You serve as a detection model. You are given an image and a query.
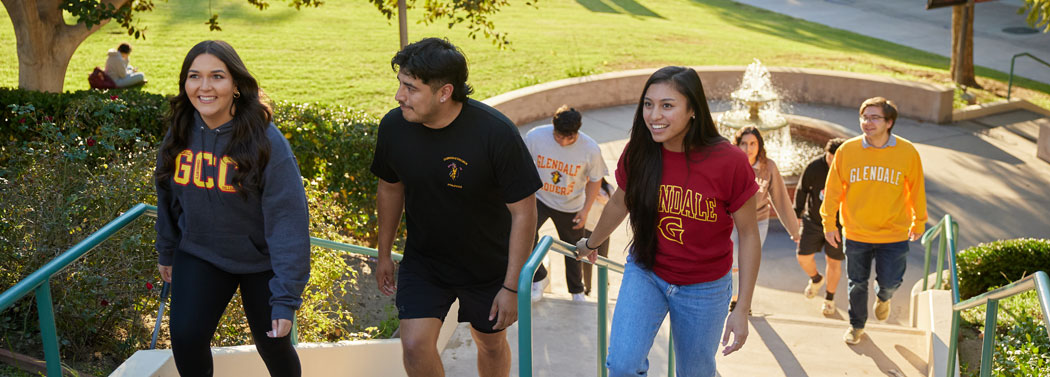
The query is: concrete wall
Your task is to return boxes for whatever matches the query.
[484,66,955,126]
[111,301,462,377]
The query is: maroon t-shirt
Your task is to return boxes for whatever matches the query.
[616,142,758,285]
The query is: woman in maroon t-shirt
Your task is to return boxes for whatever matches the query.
[577,66,762,377]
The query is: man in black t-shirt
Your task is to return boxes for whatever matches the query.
[793,138,846,316]
[370,37,541,377]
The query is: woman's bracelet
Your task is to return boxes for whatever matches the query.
[501,284,517,294]
[585,239,598,250]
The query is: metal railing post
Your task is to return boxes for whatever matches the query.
[667,336,675,375]
[517,236,552,377]
[35,281,62,377]
[1007,52,1050,100]
[947,310,960,377]
[597,266,609,377]
[936,228,947,289]
[922,238,933,290]
[1009,56,1018,100]
[291,317,298,346]
[979,299,999,377]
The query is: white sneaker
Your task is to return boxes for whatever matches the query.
[572,293,586,302]
[822,300,836,316]
[844,327,865,345]
[531,281,544,302]
[804,277,825,299]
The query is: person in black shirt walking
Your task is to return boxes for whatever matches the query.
[370,37,542,377]
[793,138,846,316]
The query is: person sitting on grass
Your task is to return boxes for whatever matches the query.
[105,42,147,88]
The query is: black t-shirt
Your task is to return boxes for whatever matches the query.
[370,99,542,287]
[794,156,838,228]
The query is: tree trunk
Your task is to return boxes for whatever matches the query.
[950,2,980,88]
[1,0,125,93]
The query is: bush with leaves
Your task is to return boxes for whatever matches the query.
[0,92,393,374]
[955,238,1050,300]
[991,315,1050,376]
[0,88,167,147]
[960,291,1049,377]
[956,238,1050,377]
[0,97,159,374]
[274,101,386,246]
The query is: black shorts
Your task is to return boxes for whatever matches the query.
[796,222,845,260]
[395,261,504,334]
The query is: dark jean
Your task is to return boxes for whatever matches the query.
[844,239,909,329]
[531,200,586,294]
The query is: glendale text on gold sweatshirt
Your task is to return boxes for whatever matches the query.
[820,135,927,243]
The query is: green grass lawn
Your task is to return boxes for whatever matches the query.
[2,0,1049,115]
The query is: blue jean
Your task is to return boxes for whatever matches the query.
[606,260,731,377]
[844,239,909,329]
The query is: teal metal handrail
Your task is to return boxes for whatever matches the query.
[0,203,156,377]
[919,214,959,296]
[518,236,680,377]
[919,214,1050,377]
[0,203,405,376]
[948,271,1050,377]
[1007,52,1050,100]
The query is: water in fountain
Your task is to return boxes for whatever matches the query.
[717,59,822,176]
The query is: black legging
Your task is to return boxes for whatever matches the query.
[532,200,586,294]
[169,251,301,377]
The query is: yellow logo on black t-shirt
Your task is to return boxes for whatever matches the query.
[444,156,468,189]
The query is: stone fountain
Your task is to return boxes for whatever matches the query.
[717,59,822,176]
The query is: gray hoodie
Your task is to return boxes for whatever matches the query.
[155,112,310,321]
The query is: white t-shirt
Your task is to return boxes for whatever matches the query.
[525,125,608,213]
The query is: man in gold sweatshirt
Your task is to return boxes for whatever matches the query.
[820,97,927,345]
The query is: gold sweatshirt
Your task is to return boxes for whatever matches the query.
[820,135,927,243]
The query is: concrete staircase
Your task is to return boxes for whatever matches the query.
[441,296,931,377]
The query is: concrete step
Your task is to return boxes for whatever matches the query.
[440,297,929,377]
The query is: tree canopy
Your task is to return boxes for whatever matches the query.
[1021,0,1050,32]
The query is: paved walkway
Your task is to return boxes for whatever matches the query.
[440,101,1050,375]
[732,0,1050,85]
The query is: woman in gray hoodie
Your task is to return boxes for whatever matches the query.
[154,40,309,377]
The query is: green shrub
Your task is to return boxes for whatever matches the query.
[956,239,1050,377]
[0,103,159,374]
[0,88,168,147]
[0,91,394,374]
[991,316,1050,376]
[955,238,1050,299]
[961,291,1050,377]
[274,101,385,246]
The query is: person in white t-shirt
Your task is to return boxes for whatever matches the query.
[526,105,608,302]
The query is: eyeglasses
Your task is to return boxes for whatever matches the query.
[859,115,885,122]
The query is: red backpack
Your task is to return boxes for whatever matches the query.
[88,67,116,89]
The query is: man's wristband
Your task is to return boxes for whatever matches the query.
[501,284,517,294]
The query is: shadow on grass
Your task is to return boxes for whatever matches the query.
[575,0,662,18]
[163,0,301,27]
